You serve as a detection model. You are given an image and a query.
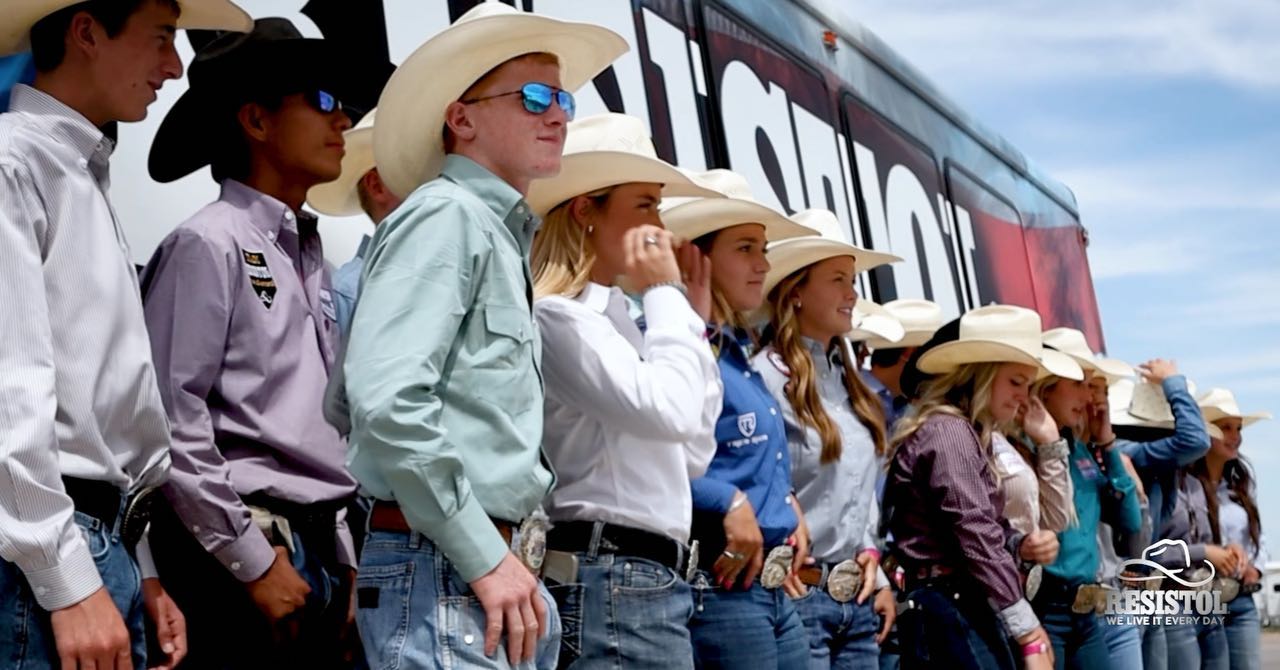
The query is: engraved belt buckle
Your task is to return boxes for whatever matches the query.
[826,560,862,603]
[761,545,794,589]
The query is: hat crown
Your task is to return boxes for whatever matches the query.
[956,305,1043,352]
[687,170,756,201]
[787,209,843,241]
[457,1,524,24]
[1198,388,1243,417]
[882,299,945,333]
[1042,327,1093,359]
[194,17,304,65]
[563,113,658,159]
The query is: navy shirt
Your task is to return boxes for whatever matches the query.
[690,327,797,547]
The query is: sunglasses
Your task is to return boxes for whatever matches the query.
[461,82,576,120]
[304,89,342,115]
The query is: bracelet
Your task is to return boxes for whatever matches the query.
[727,491,748,514]
[644,280,687,296]
[858,548,882,564]
[1094,437,1116,450]
[1022,641,1049,657]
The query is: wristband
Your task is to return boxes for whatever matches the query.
[644,280,687,296]
[727,491,748,514]
[1022,641,1048,657]
[858,548,881,564]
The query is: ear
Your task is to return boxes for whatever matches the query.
[569,194,596,230]
[66,11,101,60]
[361,169,387,198]
[444,101,478,143]
[237,102,271,144]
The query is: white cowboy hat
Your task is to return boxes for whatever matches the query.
[3,0,251,56]
[854,299,945,350]
[1110,378,1224,440]
[1042,328,1134,383]
[373,2,628,198]
[845,298,905,345]
[760,209,902,300]
[915,305,1083,380]
[307,109,378,217]
[660,170,816,242]
[1197,388,1272,427]
[523,113,721,216]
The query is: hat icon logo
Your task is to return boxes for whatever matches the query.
[1118,539,1216,588]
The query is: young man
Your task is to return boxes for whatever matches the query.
[855,299,944,427]
[0,1,248,669]
[140,18,384,669]
[338,4,626,668]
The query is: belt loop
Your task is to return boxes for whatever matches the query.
[112,495,128,540]
[820,563,831,590]
[410,529,425,551]
[588,521,604,560]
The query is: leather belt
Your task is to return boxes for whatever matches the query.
[369,501,544,571]
[242,492,347,533]
[369,501,517,544]
[547,520,697,581]
[798,560,865,603]
[62,476,155,549]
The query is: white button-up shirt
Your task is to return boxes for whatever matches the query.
[0,85,171,610]
[535,283,721,543]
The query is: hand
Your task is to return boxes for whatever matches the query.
[1019,530,1060,565]
[781,557,810,599]
[1244,564,1262,586]
[50,586,134,670]
[1137,359,1178,384]
[1021,396,1059,446]
[1119,453,1147,503]
[677,240,712,323]
[872,587,896,645]
[245,546,311,640]
[714,492,764,589]
[141,578,186,670]
[1015,626,1055,669]
[624,225,680,292]
[855,551,879,605]
[1227,544,1248,579]
[1206,545,1241,577]
[788,499,811,585]
[1088,396,1115,446]
[470,552,548,665]
[340,568,359,665]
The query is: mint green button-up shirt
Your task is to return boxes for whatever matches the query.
[344,155,554,581]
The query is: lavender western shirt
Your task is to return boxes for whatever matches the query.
[141,180,357,582]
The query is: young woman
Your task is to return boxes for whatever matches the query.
[661,170,815,669]
[751,209,901,668]
[884,305,1068,670]
[527,113,722,669]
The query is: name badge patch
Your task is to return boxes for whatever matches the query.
[242,249,277,308]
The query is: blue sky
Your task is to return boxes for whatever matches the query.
[851,0,1280,548]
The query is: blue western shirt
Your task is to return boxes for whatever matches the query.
[1119,375,1210,536]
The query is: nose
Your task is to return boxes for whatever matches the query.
[162,41,183,80]
[333,111,353,132]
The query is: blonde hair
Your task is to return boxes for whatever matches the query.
[766,269,887,463]
[888,362,1004,463]
[531,187,613,299]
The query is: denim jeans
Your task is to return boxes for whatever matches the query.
[1141,619,1167,670]
[547,551,693,669]
[1223,594,1260,670]
[791,585,880,669]
[0,510,146,669]
[1101,617,1142,670]
[688,572,808,669]
[1165,618,1226,670]
[357,530,560,670]
[895,581,1016,670]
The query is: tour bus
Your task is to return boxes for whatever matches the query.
[1,0,1105,348]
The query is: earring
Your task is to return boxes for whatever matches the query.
[794,301,802,310]
[586,225,595,235]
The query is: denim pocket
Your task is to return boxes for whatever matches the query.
[355,561,415,670]
[74,512,111,562]
[617,558,679,596]
[547,582,585,668]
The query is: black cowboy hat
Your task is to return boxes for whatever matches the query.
[148,17,392,183]
[898,315,962,400]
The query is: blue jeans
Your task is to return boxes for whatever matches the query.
[1140,620,1166,670]
[895,581,1015,670]
[357,530,560,670]
[1035,601,1111,670]
[0,510,146,669]
[792,586,880,669]
[547,552,693,669]
[1165,618,1226,670]
[1101,618,1142,670]
[1223,595,1260,670]
[689,572,808,669]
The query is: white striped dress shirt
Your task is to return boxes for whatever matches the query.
[0,85,171,611]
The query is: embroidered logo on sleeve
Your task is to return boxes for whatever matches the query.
[242,250,277,309]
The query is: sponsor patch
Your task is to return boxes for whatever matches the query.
[738,412,757,437]
[242,249,277,309]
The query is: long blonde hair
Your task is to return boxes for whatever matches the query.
[531,187,613,299]
[766,269,887,463]
[888,362,1004,463]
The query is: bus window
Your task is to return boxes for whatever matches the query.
[944,162,1036,312]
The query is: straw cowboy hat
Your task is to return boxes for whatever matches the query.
[845,298,905,345]
[660,170,816,242]
[1042,328,1134,383]
[853,299,945,350]
[307,108,378,217]
[1110,378,1224,440]
[1197,388,1272,427]
[2,0,251,56]
[373,2,628,198]
[523,113,721,216]
[914,305,1083,380]
[760,209,902,300]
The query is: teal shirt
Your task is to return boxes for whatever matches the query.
[344,155,554,581]
[1046,438,1142,584]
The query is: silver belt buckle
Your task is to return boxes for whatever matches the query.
[1025,565,1044,601]
[826,560,862,603]
[1218,577,1241,603]
[685,540,700,582]
[761,545,794,589]
[517,516,548,572]
[1071,584,1097,614]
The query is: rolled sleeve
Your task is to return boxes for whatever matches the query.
[1035,438,1075,534]
[692,477,739,514]
[997,598,1040,639]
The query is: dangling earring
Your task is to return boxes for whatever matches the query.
[586,225,594,235]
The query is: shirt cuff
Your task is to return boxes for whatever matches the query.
[135,528,159,580]
[213,525,278,583]
[691,477,739,513]
[428,494,511,583]
[875,566,890,590]
[20,535,105,611]
[996,598,1040,639]
[1162,375,1189,396]
[642,285,702,337]
[1036,438,1070,463]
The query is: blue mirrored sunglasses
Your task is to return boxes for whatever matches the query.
[305,89,342,114]
[462,82,576,121]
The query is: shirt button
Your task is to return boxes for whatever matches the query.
[785,495,792,505]
[191,525,201,533]
[776,452,783,461]
[464,634,476,645]
[35,586,48,596]
[770,408,777,416]
[77,158,88,170]
[230,561,242,571]
[268,232,276,241]
[742,370,751,378]
[284,211,295,221]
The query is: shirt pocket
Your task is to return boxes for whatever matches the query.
[464,304,538,416]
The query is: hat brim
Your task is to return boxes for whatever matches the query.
[525,151,721,217]
[847,314,905,345]
[917,339,1082,380]
[2,0,251,56]
[761,237,902,299]
[862,329,935,350]
[1202,408,1273,427]
[374,14,628,198]
[661,198,815,243]
[307,126,374,216]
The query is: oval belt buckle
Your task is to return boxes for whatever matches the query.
[826,560,861,603]
[1218,577,1240,603]
[761,545,794,589]
[1025,565,1044,602]
[686,540,700,582]
[518,516,548,572]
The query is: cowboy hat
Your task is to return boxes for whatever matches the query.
[148,17,392,183]
[914,305,1083,380]
[660,170,816,242]
[1042,328,1134,383]
[760,209,902,300]
[523,113,721,216]
[2,0,251,56]
[307,108,378,217]
[845,298,905,345]
[1197,388,1272,427]
[854,299,945,350]
[1110,378,1224,440]
[373,2,628,198]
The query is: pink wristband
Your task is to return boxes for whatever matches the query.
[1022,641,1048,657]
[859,548,881,563]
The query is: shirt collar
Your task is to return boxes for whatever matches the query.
[577,282,616,314]
[219,179,315,238]
[440,154,538,242]
[862,369,890,397]
[356,234,372,259]
[9,84,114,166]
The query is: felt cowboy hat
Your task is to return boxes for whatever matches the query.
[148,17,393,183]
[523,113,721,217]
[913,305,1083,380]
[307,108,378,217]
[852,299,945,350]
[1196,388,1272,427]
[2,0,251,56]
[1109,378,1224,440]
[845,298,905,346]
[1042,327,1134,383]
[373,2,628,198]
[760,209,902,300]
[659,170,816,242]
